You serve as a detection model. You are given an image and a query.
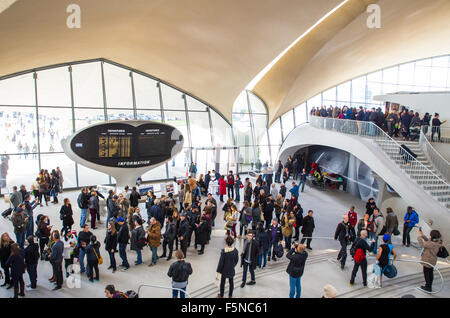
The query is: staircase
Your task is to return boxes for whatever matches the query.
[374,139,450,209]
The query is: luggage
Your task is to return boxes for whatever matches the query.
[383,264,398,279]
[275,243,284,258]
[2,207,13,218]
[121,290,139,298]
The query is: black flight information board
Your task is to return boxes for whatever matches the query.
[70,122,183,168]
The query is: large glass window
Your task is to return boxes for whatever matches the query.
[161,83,185,110]
[0,73,35,106]
[72,62,103,108]
[295,103,307,126]
[133,73,160,109]
[37,67,71,107]
[38,107,73,153]
[188,111,212,147]
[103,63,133,108]
[281,111,294,139]
[0,107,38,155]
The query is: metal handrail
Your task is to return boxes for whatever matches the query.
[137,283,192,298]
[419,129,450,183]
[310,116,450,199]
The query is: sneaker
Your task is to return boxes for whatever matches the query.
[240,283,245,288]
[306,247,312,250]
[112,269,117,273]
[107,266,112,270]
[349,281,354,286]
[88,279,94,283]
[52,286,62,290]
[148,263,153,267]
[95,278,100,281]
[420,286,432,292]
[247,281,256,286]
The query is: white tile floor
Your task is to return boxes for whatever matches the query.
[0,177,448,298]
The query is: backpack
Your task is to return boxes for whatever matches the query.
[437,246,449,259]
[353,248,365,264]
[119,290,139,298]
[275,243,284,258]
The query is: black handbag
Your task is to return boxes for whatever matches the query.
[437,246,449,259]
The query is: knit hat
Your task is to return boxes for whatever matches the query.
[117,217,125,222]
[383,234,391,241]
[323,285,338,298]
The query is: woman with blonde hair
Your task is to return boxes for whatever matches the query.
[184,184,192,207]
[172,209,180,250]
[0,233,14,288]
[127,207,135,231]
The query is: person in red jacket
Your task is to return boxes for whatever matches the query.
[226,171,235,200]
[219,176,227,203]
[348,206,358,229]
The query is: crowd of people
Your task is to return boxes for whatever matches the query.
[0,164,446,298]
[310,105,447,142]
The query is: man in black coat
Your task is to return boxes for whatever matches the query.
[178,213,190,258]
[204,172,211,194]
[267,218,282,261]
[334,215,356,270]
[300,210,315,250]
[286,242,308,298]
[161,216,176,260]
[216,236,239,298]
[129,187,141,208]
[350,230,376,286]
[24,236,39,289]
[293,203,303,240]
[240,231,259,288]
[116,217,130,270]
[263,198,274,230]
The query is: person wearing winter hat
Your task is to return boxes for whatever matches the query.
[374,234,397,288]
[322,284,338,298]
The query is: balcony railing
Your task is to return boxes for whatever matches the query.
[309,116,450,205]
[419,129,450,183]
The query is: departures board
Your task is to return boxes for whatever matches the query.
[69,121,183,168]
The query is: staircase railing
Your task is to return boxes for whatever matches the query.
[309,116,450,202]
[419,129,450,183]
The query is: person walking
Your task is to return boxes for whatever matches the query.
[49,231,64,290]
[240,231,259,288]
[216,236,239,298]
[167,250,193,298]
[85,235,101,283]
[24,236,39,290]
[116,217,130,270]
[59,198,74,237]
[300,210,315,250]
[403,207,419,247]
[146,217,162,266]
[286,243,308,298]
[104,221,118,273]
[349,230,375,287]
[385,207,399,237]
[334,215,355,270]
[417,229,443,292]
[374,234,397,288]
[5,243,25,298]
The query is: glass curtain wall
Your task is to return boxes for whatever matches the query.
[0,59,231,193]
[232,90,271,173]
[269,54,450,160]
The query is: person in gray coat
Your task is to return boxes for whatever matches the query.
[9,186,22,209]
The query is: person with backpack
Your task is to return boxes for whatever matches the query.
[116,217,130,270]
[216,236,239,298]
[374,234,397,288]
[167,250,193,298]
[286,242,308,298]
[334,215,356,270]
[349,230,376,286]
[417,229,443,292]
[85,235,101,283]
[129,187,141,209]
[77,188,89,228]
[130,218,146,265]
[267,218,282,262]
[240,231,259,288]
[11,207,29,249]
[403,207,419,247]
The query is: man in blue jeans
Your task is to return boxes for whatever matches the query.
[370,209,385,254]
[299,169,307,192]
[403,206,419,247]
[267,219,282,261]
[240,232,259,288]
[77,224,93,276]
[117,218,130,269]
[77,188,89,227]
[286,243,308,298]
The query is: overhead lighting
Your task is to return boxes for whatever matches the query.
[246,0,350,90]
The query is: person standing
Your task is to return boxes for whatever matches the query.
[300,210,315,250]
[281,211,296,250]
[167,250,193,298]
[178,213,189,258]
[286,243,308,298]
[104,221,118,273]
[417,229,443,292]
[116,217,130,270]
[204,172,211,195]
[196,215,209,255]
[370,209,385,254]
[263,198,275,231]
[85,236,101,283]
[267,218,282,262]
[374,234,397,288]
[161,216,176,261]
[226,171,235,200]
[11,207,28,249]
[88,191,99,229]
[349,230,375,287]
[130,218,146,265]
[59,198,74,237]
[365,198,377,218]
[49,231,64,290]
[347,206,358,230]
[23,194,38,239]
[56,167,64,193]
[146,217,162,266]
[403,207,419,247]
[216,236,239,298]
[129,187,141,209]
[431,113,447,142]
[255,224,270,269]
[24,236,39,290]
[77,188,89,228]
[77,224,93,277]
[275,160,283,183]
[9,186,22,210]
[299,169,307,193]
[219,176,227,203]
[0,233,14,289]
[334,215,355,270]
[234,175,242,203]
[240,231,259,288]
[385,207,399,237]
[5,243,25,297]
